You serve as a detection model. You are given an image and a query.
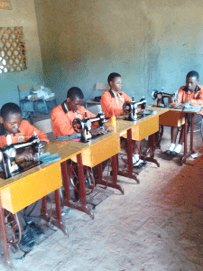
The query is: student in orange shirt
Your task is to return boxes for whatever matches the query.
[166,70,203,155]
[0,103,49,248]
[101,72,146,168]
[52,87,107,139]
[51,87,109,199]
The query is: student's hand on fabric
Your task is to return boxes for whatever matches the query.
[100,126,109,134]
[39,141,47,147]
[91,126,109,136]
[168,96,174,104]
[16,151,34,162]
[183,99,191,105]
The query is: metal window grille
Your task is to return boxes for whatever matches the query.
[0,26,27,73]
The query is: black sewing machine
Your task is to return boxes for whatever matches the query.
[72,111,108,143]
[123,97,149,121]
[0,133,43,179]
[151,90,175,107]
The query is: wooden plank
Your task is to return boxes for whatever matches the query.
[1,162,62,213]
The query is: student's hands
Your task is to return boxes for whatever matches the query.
[91,126,109,136]
[39,141,47,147]
[183,99,191,105]
[16,150,34,162]
[33,141,47,157]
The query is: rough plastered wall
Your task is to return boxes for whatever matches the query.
[34,0,203,103]
[0,0,44,108]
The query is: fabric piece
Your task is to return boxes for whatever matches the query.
[39,152,61,165]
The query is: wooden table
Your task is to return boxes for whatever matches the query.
[112,107,170,182]
[0,141,84,268]
[63,127,123,217]
[150,103,198,164]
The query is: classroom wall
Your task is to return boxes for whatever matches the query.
[0,0,44,108]
[34,0,203,103]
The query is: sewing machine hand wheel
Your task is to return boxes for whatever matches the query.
[69,164,95,196]
[140,98,147,109]
[151,90,158,100]
[123,102,131,113]
[72,119,83,133]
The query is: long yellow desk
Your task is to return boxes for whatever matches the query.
[64,126,124,212]
[0,141,84,267]
[110,107,170,182]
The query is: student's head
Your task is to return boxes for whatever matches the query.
[0,103,22,134]
[107,72,122,92]
[186,71,199,92]
[66,87,84,112]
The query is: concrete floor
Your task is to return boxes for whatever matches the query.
[1,126,203,271]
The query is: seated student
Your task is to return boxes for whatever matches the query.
[0,102,49,248]
[51,87,107,139]
[51,87,108,196]
[166,70,203,155]
[100,72,146,168]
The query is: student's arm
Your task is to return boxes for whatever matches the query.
[51,107,77,137]
[177,88,184,104]
[100,92,123,118]
[85,108,98,128]
[190,90,203,105]
[21,120,49,144]
[123,93,132,103]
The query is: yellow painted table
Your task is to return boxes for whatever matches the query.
[69,131,120,168]
[0,141,83,267]
[116,107,169,140]
[149,103,185,127]
[149,104,198,164]
[66,127,124,196]
[108,108,170,182]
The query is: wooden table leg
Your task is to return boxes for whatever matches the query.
[0,193,13,270]
[181,113,195,164]
[41,192,68,236]
[143,134,160,167]
[63,155,94,219]
[190,113,194,153]
[117,129,139,183]
[50,189,69,236]
[61,161,71,202]
[96,158,124,194]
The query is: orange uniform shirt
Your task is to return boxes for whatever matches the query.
[178,85,203,105]
[51,102,97,137]
[100,90,132,119]
[0,120,49,148]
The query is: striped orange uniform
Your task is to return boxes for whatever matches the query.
[0,119,49,148]
[178,85,203,105]
[100,89,132,119]
[51,101,97,137]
